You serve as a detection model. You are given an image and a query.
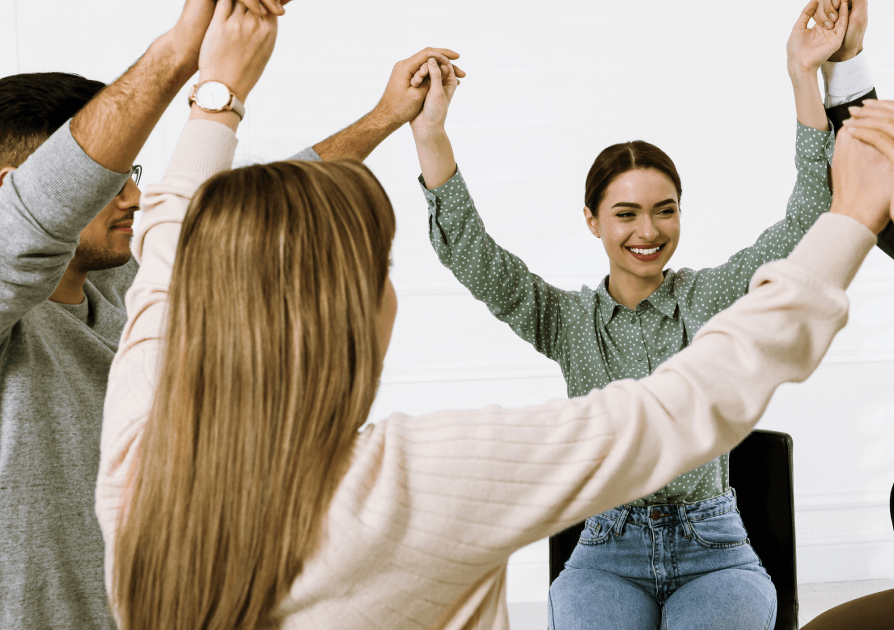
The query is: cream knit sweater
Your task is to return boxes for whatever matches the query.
[96,120,876,630]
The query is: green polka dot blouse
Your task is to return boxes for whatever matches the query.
[419,121,835,507]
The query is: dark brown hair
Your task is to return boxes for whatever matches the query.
[0,72,105,168]
[584,141,682,214]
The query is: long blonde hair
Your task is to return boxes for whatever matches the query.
[113,160,396,630]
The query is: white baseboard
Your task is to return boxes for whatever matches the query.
[797,539,894,584]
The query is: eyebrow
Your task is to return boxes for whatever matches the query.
[612,199,678,209]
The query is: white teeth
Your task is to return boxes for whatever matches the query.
[629,246,661,255]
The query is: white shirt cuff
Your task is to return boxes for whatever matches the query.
[822,52,874,108]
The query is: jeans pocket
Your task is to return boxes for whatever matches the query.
[577,516,613,546]
[688,508,749,550]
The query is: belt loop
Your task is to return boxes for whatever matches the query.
[679,504,693,538]
[613,506,631,537]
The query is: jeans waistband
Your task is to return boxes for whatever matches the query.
[595,488,739,535]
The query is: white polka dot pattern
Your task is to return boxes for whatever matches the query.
[419,122,835,507]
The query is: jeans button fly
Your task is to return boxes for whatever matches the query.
[650,509,661,520]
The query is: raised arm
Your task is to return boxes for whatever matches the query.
[676,3,848,319]
[97,0,278,599]
[292,49,465,162]
[410,60,578,360]
[0,0,221,343]
[787,0,851,132]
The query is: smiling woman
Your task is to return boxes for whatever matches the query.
[405,3,858,627]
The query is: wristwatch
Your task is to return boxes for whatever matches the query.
[188,81,245,119]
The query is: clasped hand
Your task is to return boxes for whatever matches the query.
[197,0,279,104]
[832,102,894,233]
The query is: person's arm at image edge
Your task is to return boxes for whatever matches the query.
[288,48,465,163]
[817,0,894,258]
[0,0,219,344]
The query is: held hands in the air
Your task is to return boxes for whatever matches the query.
[198,0,279,103]
[826,0,867,62]
[373,48,466,131]
[828,102,894,233]
[409,57,461,137]
[166,0,287,76]
[787,0,850,77]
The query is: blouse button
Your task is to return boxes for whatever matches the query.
[630,316,637,324]
[637,354,644,361]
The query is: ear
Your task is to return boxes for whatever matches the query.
[583,206,601,238]
[0,166,16,188]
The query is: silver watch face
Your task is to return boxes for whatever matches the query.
[195,81,231,110]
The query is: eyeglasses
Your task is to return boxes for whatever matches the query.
[117,165,142,196]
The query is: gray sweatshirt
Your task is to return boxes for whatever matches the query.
[0,121,135,630]
[0,120,321,629]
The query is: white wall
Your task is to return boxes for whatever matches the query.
[3,0,894,602]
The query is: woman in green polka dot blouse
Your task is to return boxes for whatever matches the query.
[409,3,859,629]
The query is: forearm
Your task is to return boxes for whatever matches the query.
[414,128,457,190]
[791,69,830,132]
[70,32,195,174]
[311,109,400,162]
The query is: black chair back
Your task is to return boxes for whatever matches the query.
[548,429,798,630]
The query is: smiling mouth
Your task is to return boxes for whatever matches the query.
[626,244,666,256]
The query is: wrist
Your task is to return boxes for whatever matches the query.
[788,63,819,84]
[411,124,449,144]
[157,29,201,82]
[829,197,887,235]
[365,106,403,136]
[828,45,863,63]
[189,102,240,132]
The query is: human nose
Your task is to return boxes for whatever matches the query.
[116,178,141,211]
[635,215,658,241]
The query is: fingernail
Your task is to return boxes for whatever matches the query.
[825,21,832,28]
[829,12,836,19]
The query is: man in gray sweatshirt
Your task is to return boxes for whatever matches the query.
[0,1,460,626]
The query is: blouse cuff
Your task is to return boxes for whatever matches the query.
[796,121,835,164]
[419,167,470,218]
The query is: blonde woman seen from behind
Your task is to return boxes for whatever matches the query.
[96,8,893,630]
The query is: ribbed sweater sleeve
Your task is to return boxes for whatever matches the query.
[334,213,872,555]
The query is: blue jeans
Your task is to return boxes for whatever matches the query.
[548,489,777,630]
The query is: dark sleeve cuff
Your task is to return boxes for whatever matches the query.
[825,88,878,135]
